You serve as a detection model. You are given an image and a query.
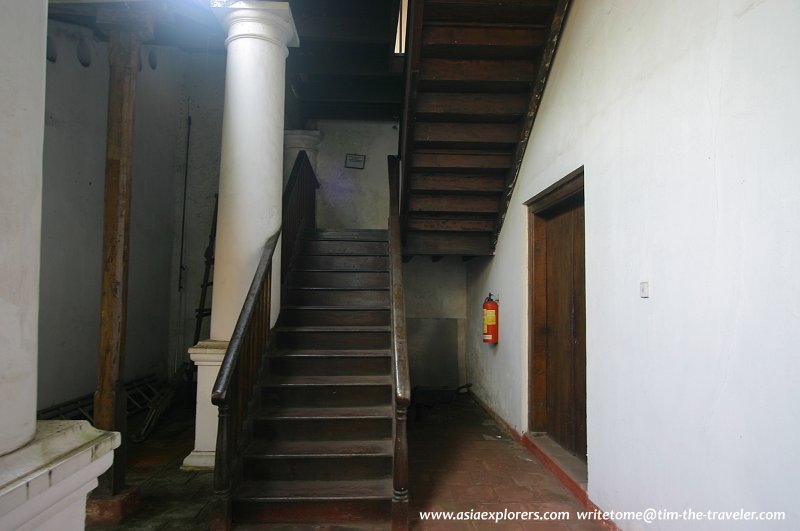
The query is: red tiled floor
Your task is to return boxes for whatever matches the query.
[98,390,603,530]
[409,394,603,530]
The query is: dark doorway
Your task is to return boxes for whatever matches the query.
[526,168,586,460]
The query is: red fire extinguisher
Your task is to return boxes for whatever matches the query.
[483,293,498,344]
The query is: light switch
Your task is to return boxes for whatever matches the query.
[640,281,650,298]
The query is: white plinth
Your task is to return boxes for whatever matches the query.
[0,420,119,531]
[182,340,228,470]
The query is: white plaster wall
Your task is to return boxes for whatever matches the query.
[466,0,800,527]
[0,0,46,455]
[167,51,226,369]
[39,22,188,408]
[126,44,186,380]
[39,21,108,408]
[315,120,398,229]
[404,258,467,320]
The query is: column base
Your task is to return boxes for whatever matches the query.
[0,420,120,531]
[85,486,141,526]
[181,450,216,470]
[183,340,228,471]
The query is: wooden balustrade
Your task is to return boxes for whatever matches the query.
[282,150,320,277]
[211,231,278,529]
[211,151,319,530]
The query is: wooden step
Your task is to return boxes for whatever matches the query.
[264,374,392,387]
[422,25,546,61]
[408,193,500,214]
[283,287,390,307]
[232,480,392,524]
[424,0,556,25]
[311,229,388,241]
[415,92,528,122]
[421,58,535,82]
[246,438,393,458]
[409,173,506,194]
[295,254,389,271]
[236,478,393,501]
[404,230,493,256]
[276,329,391,349]
[413,122,519,150]
[258,404,394,419]
[242,454,391,482]
[280,306,390,326]
[262,375,393,407]
[411,151,512,172]
[289,270,389,289]
[270,350,391,376]
[253,406,393,439]
[406,216,495,232]
[303,240,388,256]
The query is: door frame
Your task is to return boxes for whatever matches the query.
[524,166,584,434]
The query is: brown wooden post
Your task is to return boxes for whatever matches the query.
[392,405,410,531]
[93,10,153,496]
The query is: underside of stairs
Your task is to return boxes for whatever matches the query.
[400,0,570,257]
[231,229,396,526]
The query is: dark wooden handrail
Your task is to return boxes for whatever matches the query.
[211,231,279,407]
[388,156,411,406]
[387,155,411,529]
[282,150,319,278]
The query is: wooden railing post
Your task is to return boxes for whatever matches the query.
[212,403,231,531]
[210,151,319,528]
[392,405,410,530]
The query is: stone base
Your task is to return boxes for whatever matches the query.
[0,421,119,531]
[181,450,216,470]
[184,340,227,472]
[86,486,141,526]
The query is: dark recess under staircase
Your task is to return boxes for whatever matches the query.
[232,229,395,525]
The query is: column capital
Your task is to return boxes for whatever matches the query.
[215,1,299,52]
[284,129,323,152]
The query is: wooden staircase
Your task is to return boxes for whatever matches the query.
[231,229,397,526]
[400,0,570,256]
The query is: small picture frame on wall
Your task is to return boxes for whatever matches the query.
[345,153,366,169]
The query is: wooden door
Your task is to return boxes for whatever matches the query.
[527,169,586,460]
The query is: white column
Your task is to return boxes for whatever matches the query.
[210,1,299,341]
[283,129,322,184]
[0,0,46,457]
[0,5,120,529]
[184,1,298,469]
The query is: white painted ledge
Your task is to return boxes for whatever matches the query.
[0,420,120,531]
